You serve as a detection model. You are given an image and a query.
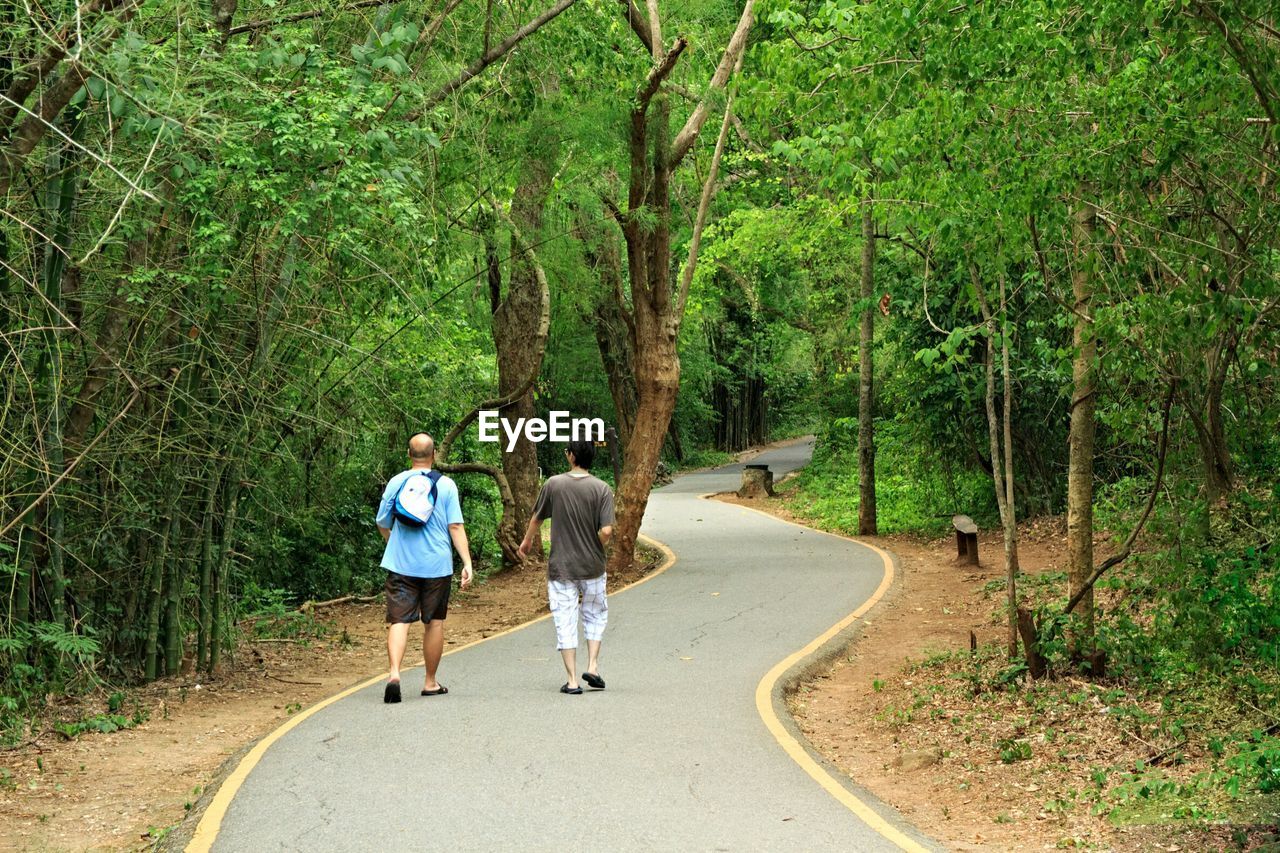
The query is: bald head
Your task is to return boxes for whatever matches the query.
[408,433,435,461]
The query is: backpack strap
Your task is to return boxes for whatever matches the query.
[426,470,442,507]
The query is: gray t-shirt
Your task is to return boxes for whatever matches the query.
[532,472,616,582]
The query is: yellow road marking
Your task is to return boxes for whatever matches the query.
[720,497,930,853]
[186,535,677,853]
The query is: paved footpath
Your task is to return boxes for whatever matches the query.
[199,439,938,852]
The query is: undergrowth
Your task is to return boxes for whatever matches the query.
[789,432,1279,837]
[782,420,997,536]
[901,483,1279,834]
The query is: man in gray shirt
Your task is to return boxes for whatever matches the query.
[518,439,615,694]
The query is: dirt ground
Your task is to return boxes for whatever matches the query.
[715,490,1277,852]
[0,550,661,852]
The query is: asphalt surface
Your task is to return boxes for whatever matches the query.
[208,439,935,852]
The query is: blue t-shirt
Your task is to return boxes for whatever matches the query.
[376,469,464,578]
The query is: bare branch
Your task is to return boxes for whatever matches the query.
[670,0,754,168]
[227,0,388,36]
[637,38,687,111]
[676,53,741,316]
[616,0,653,53]
[419,0,583,111]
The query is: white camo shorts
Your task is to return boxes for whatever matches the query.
[547,575,608,650]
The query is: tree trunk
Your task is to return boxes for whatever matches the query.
[163,499,183,676]
[197,471,218,671]
[609,329,681,572]
[64,199,170,445]
[857,195,877,536]
[143,509,170,680]
[666,417,685,463]
[1186,354,1234,528]
[438,199,550,567]
[594,292,639,446]
[493,150,556,535]
[998,273,1020,662]
[605,0,753,572]
[971,261,1021,662]
[11,532,32,636]
[1066,201,1099,654]
[208,468,239,673]
[32,105,84,630]
[608,83,679,574]
[580,212,639,446]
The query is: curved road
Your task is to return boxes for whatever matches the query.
[196,440,936,852]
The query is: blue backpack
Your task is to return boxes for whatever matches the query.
[392,470,443,528]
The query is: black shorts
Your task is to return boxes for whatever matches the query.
[384,572,451,624]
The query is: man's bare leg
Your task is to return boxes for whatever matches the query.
[560,648,579,690]
[422,619,445,691]
[387,622,410,683]
[585,639,601,676]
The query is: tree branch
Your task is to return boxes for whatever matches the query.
[0,0,137,139]
[0,390,141,539]
[227,0,388,36]
[676,54,740,316]
[1193,2,1279,126]
[669,0,755,169]
[785,27,859,51]
[419,0,583,111]
[616,0,653,53]
[636,38,687,111]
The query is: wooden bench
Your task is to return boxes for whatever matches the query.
[953,514,978,565]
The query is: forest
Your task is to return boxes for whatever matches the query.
[2,0,1278,841]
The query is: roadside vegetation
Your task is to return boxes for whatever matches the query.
[780,410,1279,835]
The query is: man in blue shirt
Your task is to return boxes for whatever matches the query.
[376,433,472,703]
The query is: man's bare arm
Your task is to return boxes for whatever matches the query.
[449,522,473,589]
[378,525,391,542]
[598,525,613,547]
[517,516,543,559]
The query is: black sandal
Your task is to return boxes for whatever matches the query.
[384,681,402,703]
[560,683,583,695]
[582,672,606,690]
[421,685,448,696]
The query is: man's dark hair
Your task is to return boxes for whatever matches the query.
[567,439,596,470]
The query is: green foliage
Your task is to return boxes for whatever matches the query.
[237,583,331,641]
[996,738,1033,764]
[1225,735,1280,795]
[678,448,737,472]
[53,713,139,740]
[0,621,105,741]
[786,419,996,536]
